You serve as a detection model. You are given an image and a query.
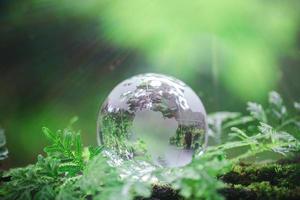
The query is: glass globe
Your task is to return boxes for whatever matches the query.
[97,73,207,167]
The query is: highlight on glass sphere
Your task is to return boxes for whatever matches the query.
[97,73,207,167]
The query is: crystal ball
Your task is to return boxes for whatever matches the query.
[97,73,207,167]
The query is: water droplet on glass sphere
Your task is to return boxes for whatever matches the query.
[97,73,207,167]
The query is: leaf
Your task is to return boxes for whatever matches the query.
[0,148,8,161]
[88,146,102,159]
[268,91,287,121]
[229,127,249,140]
[129,181,151,198]
[42,127,57,141]
[69,116,79,126]
[247,102,267,122]
[59,163,82,176]
[0,128,8,160]
[0,128,6,147]
[223,116,254,129]
[75,132,83,159]
[208,112,241,144]
[62,130,73,151]
[43,145,61,154]
[42,124,86,174]
[269,91,283,108]
[294,102,300,112]
[160,151,231,200]
[33,185,56,200]
[258,122,273,135]
[208,112,241,125]
[56,183,79,200]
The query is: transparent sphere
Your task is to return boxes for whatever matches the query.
[97,73,207,167]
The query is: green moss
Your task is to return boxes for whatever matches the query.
[140,156,300,200]
[219,156,300,200]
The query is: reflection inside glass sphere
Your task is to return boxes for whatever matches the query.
[97,73,207,167]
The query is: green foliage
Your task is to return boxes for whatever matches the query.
[157,151,231,200]
[0,128,8,160]
[1,91,299,200]
[56,152,151,200]
[0,155,61,200]
[209,91,300,144]
[165,91,300,199]
[247,102,267,123]
[0,120,151,200]
[248,91,299,132]
[42,127,84,175]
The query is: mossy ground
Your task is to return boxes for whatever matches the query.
[219,155,300,200]
[138,155,300,200]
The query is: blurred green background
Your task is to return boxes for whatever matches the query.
[0,0,299,168]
